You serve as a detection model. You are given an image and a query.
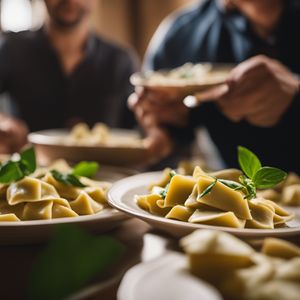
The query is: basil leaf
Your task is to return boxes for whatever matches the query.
[51,170,86,187]
[169,170,177,178]
[27,224,123,300]
[159,183,170,199]
[72,161,99,178]
[253,167,287,189]
[0,147,36,183]
[218,179,244,191]
[238,146,262,179]
[20,147,36,174]
[239,175,256,200]
[197,178,217,200]
[0,161,24,183]
[159,171,176,199]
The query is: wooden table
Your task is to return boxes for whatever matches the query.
[0,219,175,300]
[2,218,300,300]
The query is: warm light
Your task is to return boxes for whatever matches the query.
[1,0,32,32]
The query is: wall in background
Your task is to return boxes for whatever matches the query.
[93,0,195,60]
[0,0,195,59]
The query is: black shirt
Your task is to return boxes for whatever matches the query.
[145,0,300,173]
[0,28,137,131]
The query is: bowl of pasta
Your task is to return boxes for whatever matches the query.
[29,123,147,167]
[118,230,300,300]
[130,63,234,96]
[108,147,300,238]
[0,148,130,244]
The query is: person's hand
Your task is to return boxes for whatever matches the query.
[128,87,181,163]
[143,126,174,165]
[0,113,28,154]
[195,55,300,127]
[128,87,189,129]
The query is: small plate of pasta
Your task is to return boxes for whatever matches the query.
[118,230,300,300]
[0,148,129,244]
[108,147,300,238]
[29,123,147,166]
[130,63,234,96]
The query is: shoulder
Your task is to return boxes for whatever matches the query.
[0,30,39,48]
[288,0,300,10]
[149,1,211,49]
[144,0,213,70]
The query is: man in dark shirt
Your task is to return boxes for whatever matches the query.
[0,0,137,153]
[130,0,300,172]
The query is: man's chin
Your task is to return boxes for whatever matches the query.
[52,16,84,29]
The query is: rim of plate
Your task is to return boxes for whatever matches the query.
[0,209,127,227]
[28,129,146,150]
[108,171,300,237]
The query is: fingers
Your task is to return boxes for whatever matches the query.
[195,84,230,102]
[129,85,190,129]
[143,127,174,164]
[0,114,28,153]
[0,130,13,154]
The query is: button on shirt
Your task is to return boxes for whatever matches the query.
[145,0,300,173]
[0,28,137,131]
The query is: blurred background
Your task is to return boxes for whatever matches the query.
[0,0,194,59]
[0,0,195,113]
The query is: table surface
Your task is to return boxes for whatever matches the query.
[0,219,174,300]
[1,218,300,300]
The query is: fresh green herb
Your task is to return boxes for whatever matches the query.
[198,146,287,201]
[50,170,87,187]
[253,167,287,189]
[238,146,261,179]
[239,175,257,200]
[72,161,99,178]
[0,147,37,183]
[197,178,217,200]
[169,170,177,178]
[159,170,177,199]
[218,179,244,191]
[236,146,287,200]
[27,224,124,300]
[159,185,168,199]
[0,161,23,183]
[51,160,100,187]
[20,147,36,174]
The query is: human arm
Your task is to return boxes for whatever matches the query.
[0,34,29,153]
[194,55,300,127]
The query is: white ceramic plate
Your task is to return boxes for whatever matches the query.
[0,209,128,245]
[108,172,300,238]
[0,168,136,245]
[118,251,223,300]
[29,129,147,167]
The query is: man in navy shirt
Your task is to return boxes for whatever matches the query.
[130,0,300,172]
[0,0,137,153]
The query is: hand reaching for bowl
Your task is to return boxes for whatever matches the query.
[129,55,300,162]
[128,88,178,163]
[0,113,28,154]
[128,87,190,129]
[194,55,300,127]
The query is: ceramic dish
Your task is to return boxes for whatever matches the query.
[0,167,136,245]
[29,129,147,167]
[108,172,300,238]
[130,63,234,96]
[118,251,222,300]
[0,209,128,245]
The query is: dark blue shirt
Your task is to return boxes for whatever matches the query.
[145,0,300,173]
[0,28,137,131]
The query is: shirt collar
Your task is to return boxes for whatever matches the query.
[37,26,97,56]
